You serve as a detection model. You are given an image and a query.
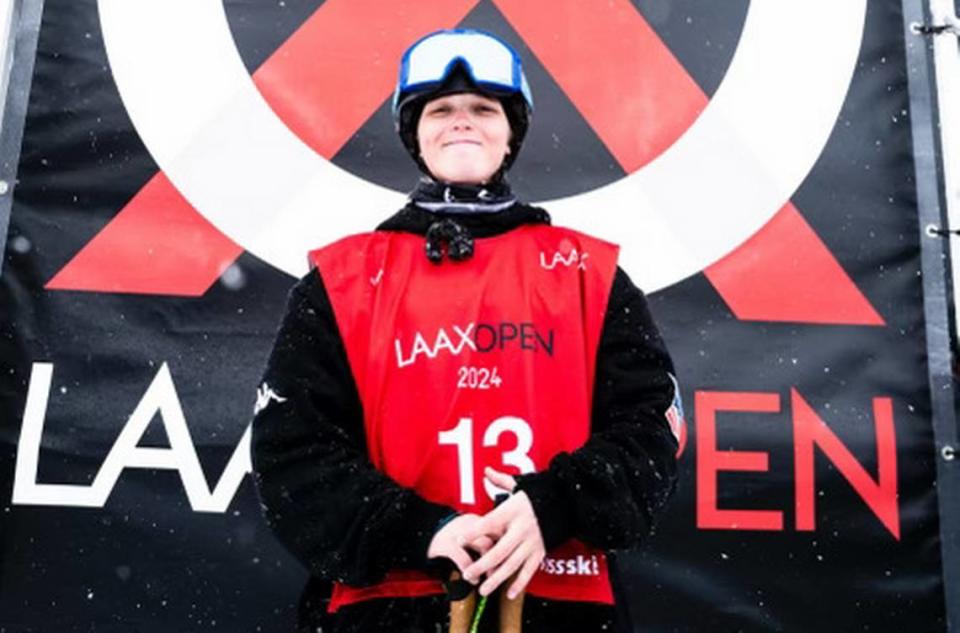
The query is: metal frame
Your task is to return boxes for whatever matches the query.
[0,1,16,126]
[926,0,960,344]
[904,1,960,630]
[0,0,44,274]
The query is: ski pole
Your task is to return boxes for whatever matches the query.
[498,572,524,633]
[448,570,477,633]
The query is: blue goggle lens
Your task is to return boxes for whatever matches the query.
[393,29,533,114]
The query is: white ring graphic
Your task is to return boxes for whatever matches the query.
[98,1,866,292]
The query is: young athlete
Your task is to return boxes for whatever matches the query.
[252,28,681,632]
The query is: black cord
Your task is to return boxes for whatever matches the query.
[913,22,959,36]
[929,226,960,237]
[425,219,475,263]
[916,24,951,35]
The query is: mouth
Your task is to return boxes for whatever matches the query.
[442,139,482,147]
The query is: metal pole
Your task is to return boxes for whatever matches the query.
[926,0,960,342]
[904,1,960,630]
[0,0,44,274]
[0,1,17,129]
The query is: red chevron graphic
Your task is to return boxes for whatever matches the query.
[47,0,884,326]
[494,0,882,325]
[46,172,242,296]
[47,0,480,296]
[703,205,883,324]
[493,0,704,171]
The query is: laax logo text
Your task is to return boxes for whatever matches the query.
[13,362,250,513]
[540,248,589,271]
[395,321,555,368]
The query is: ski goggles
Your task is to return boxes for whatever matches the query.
[392,29,533,114]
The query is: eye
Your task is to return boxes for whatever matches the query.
[425,104,452,116]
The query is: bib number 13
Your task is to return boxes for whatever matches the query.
[437,416,535,505]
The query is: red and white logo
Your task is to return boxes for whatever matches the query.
[49,0,881,326]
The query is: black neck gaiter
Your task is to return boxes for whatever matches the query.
[409,177,518,214]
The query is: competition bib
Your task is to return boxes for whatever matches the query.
[311,225,618,611]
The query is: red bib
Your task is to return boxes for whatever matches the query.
[310,224,619,611]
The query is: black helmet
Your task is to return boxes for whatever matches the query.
[392,29,534,174]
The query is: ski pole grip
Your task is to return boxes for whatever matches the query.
[448,570,477,633]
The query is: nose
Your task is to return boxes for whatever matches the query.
[450,106,474,129]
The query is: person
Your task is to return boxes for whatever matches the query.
[251,28,681,633]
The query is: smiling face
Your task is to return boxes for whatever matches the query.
[416,92,512,185]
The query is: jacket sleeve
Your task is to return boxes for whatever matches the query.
[514,267,680,551]
[251,271,455,585]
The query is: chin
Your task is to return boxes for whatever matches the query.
[436,166,495,185]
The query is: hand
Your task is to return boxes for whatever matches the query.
[460,468,545,599]
[427,513,494,574]
[484,466,517,495]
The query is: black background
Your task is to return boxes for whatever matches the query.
[0,1,944,631]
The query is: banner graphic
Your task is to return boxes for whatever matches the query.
[0,1,945,631]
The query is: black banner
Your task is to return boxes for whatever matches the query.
[0,1,946,631]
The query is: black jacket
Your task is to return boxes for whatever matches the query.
[251,203,680,632]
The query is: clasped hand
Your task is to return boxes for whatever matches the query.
[426,467,546,600]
